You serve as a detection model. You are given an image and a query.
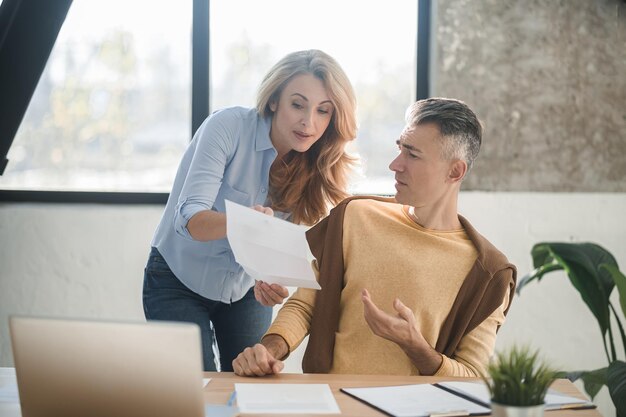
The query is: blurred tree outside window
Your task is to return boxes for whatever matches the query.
[1,0,192,192]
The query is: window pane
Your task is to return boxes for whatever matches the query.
[211,1,417,195]
[1,1,191,192]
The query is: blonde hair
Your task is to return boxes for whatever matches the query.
[257,50,358,225]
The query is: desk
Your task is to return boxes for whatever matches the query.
[204,372,600,417]
[0,369,600,417]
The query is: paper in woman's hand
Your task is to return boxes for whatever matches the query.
[225,200,321,290]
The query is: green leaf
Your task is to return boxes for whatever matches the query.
[517,263,563,294]
[530,243,554,269]
[568,367,607,400]
[521,243,617,348]
[609,303,626,360]
[608,361,626,417]
[602,264,626,319]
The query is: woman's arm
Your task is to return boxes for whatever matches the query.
[186,205,274,241]
[187,210,226,241]
[172,109,239,240]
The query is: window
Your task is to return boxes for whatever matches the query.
[1,1,424,198]
[211,0,417,195]
[1,0,192,192]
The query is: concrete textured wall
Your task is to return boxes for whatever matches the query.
[434,0,626,191]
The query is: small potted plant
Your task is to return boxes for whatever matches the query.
[483,345,559,417]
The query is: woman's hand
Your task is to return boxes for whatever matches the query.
[250,205,288,305]
[254,281,289,306]
[252,205,274,216]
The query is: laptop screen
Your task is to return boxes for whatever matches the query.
[9,316,205,417]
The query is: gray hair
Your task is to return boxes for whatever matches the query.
[405,98,482,172]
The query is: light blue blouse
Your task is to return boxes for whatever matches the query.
[151,106,279,303]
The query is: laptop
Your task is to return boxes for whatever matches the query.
[9,316,206,417]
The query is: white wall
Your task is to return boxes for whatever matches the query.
[1,192,624,416]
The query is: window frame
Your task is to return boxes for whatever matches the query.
[0,0,430,204]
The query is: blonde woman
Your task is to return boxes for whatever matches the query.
[143,50,357,371]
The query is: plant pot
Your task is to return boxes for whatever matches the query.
[491,402,545,417]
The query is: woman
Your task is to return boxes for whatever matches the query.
[143,49,358,371]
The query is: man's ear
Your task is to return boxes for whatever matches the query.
[448,159,467,183]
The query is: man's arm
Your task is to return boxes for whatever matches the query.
[232,286,318,376]
[433,286,511,377]
[362,287,510,377]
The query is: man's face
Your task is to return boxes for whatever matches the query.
[388,123,454,208]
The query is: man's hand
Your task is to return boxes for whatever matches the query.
[232,335,288,377]
[361,288,443,375]
[361,288,420,348]
[254,281,289,306]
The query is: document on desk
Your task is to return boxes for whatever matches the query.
[234,383,340,414]
[436,381,595,411]
[225,200,320,289]
[341,383,490,417]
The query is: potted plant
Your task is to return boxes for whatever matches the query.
[517,242,626,417]
[483,345,558,417]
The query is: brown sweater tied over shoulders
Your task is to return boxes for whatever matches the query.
[302,196,517,374]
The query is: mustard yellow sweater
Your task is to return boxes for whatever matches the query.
[267,200,509,376]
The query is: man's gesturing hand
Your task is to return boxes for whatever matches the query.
[361,288,421,349]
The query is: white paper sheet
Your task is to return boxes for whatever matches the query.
[342,384,490,417]
[225,200,320,289]
[234,383,340,414]
[437,381,592,411]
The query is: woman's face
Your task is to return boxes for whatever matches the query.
[269,73,334,158]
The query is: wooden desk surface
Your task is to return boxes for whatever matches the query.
[204,372,600,417]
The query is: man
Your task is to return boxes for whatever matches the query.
[233,98,516,377]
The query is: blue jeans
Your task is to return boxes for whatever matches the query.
[142,247,271,371]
